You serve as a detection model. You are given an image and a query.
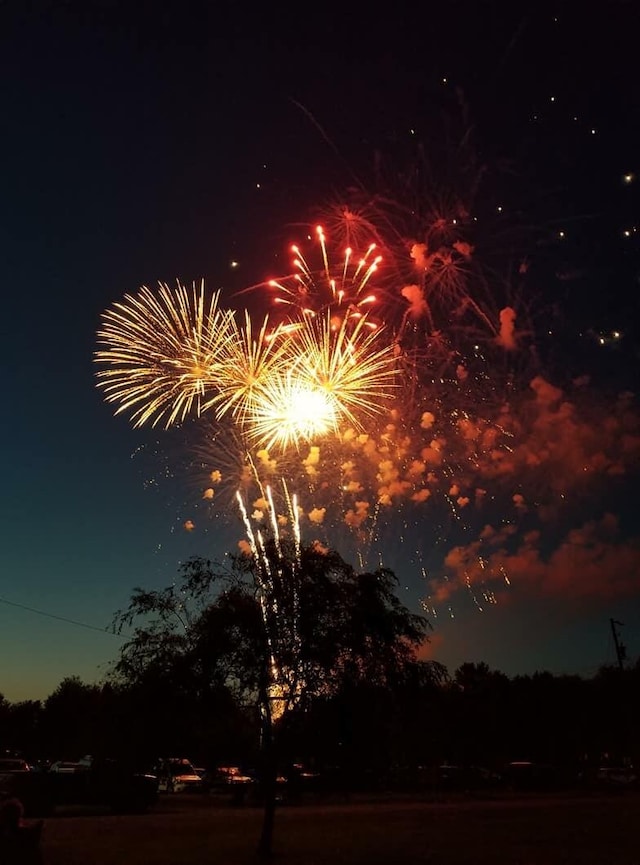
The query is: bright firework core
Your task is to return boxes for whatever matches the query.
[249,372,339,451]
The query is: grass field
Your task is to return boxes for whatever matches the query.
[39,792,639,865]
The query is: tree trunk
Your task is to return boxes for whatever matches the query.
[257,695,277,858]
[257,761,277,859]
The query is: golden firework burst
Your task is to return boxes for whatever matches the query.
[291,312,398,427]
[204,311,289,424]
[95,281,232,428]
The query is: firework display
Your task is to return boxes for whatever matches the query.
[96,219,640,623]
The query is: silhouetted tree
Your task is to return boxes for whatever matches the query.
[41,677,103,759]
[448,662,510,765]
[3,701,42,758]
[113,541,429,858]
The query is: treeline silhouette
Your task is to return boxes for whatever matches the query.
[1,659,638,782]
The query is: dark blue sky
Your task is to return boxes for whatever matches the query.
[2,1,639,702]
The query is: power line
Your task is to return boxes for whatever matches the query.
[0,595,126,639]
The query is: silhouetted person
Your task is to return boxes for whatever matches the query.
[0,798,44,864]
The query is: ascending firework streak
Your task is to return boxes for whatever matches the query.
[235,485,303,719]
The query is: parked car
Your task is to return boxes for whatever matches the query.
[51,756,159,812]
[0,759,31,774]
[595,766,638,789]
[210,766,255,788]
[48,761,83,774]
[0,760,53,817]
[1,755,158,816]
[202,765,259,804]
[155,758,203,793]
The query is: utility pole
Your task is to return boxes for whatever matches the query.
[609,618,627,670]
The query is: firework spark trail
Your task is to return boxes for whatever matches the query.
[281,480,303,666]
[236,485,306,718]
[265,485,282,560]
[265,481,305,691]
[236,490,283,700]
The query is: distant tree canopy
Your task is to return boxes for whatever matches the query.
[2,660,640,775]
[2,549,639,778]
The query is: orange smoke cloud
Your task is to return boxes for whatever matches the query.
[496,306,518,350]
[442,514,640,603]
[417,630,445,661]
[472,378,640,494]
[401,283,429,317]
[344,500,370,528]
[308,507,326,524]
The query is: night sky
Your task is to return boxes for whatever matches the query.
[2,1,639,703]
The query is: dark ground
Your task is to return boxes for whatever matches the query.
[38,791,639,865]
